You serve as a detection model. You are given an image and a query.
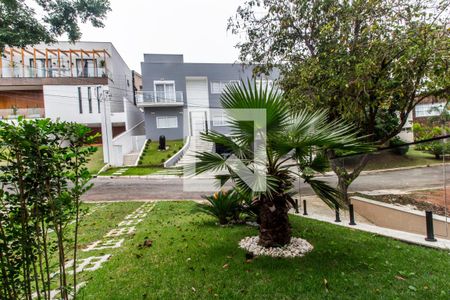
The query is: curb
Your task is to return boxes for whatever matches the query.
[319,163,444,177]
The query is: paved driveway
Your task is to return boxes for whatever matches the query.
[82,165,449,201]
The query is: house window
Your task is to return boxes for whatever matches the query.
[415,103,446,118]
[255,79,274,89]
[96,86,101,113]
[156,116,178,129]
[76,59,97,77]
[29,58,47,77]
[88,87,93,113]
[211,80,240,94]
[154,81,176,102]
[78,87,83,114]
[212,111,229,127]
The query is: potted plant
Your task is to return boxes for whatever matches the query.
[8,105,19,119]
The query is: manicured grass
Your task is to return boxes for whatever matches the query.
[0,146,105,173]
[75,201,449,299]
[139,139,184,166]
[56,202,142,255]
[346,146,442,171]
[46,202,143,290]
[86,145,105,174]
[99,166,171,176]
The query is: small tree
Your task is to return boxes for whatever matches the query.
[0,118,96,300]
[229,0,450,203]
[0,0,111,49]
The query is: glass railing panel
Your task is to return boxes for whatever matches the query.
[0,108,44,120]
[136,91,184,104]
[0,66,108,78]
[326,139,449,240]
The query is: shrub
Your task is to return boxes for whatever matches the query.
[195,190,242,225]
[389,137,409,156]
[413,123,449,159]
[0,118,96,299]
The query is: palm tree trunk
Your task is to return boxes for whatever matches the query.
[258,200,291,247]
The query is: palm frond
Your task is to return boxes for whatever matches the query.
[306,179,346,209]
[192,152,228,174]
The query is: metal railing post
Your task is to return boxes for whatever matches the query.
[349,204,356,225]
[425,211,437,242]
[303,200,308,216]
[335,204,341,222]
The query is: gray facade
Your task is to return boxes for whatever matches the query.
[139,54,279,140]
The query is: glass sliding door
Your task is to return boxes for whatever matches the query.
[154,81,176,103]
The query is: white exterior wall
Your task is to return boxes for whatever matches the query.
[36,41,136,114]
[43,85,126,125]
[124,97,145,130]
[398,112,414,142]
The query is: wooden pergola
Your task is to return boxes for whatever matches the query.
[0,47,111,78]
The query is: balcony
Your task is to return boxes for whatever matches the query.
[136,91,184,107]
[1,66,109,79]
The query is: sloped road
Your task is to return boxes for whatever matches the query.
[82,165,449,202]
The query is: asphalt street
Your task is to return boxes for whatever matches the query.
[82,165,449,201]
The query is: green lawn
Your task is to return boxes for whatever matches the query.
[86,145,105,174]
[70,201,449,299]
[139,139,184,166]
[344,146,443,171]
[0,145,105,173]
[45,202,143,291]
[99,166,174,176]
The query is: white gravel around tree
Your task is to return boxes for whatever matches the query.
[239,236,314,258]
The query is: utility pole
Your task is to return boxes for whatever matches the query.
[100,89,114,165]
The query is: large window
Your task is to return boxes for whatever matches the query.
[96,86,101,113]
[156,116,178,129]
[76,59,97,77]
[255,79,274,89]
[88,87,93,113]
[211,80,240,94]
[415,103,446,117]
[154,81,176,102]
[77,87,83,114]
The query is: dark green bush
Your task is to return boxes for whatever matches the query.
[195,190,243,225]
[389,137,409,155]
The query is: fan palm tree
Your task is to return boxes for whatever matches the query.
[193,82,370,247]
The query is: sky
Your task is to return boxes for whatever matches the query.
[76,0,244,71]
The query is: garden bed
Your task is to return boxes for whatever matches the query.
[138,139,184,166]
[355,189,449,217]
[70,201,449,299]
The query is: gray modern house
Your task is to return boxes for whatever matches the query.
[138,54,279,141]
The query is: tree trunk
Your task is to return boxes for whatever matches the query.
[328,151,370,205]
[337,175,350,204]
[258,199,291,247]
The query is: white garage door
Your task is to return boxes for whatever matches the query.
[186,77,209,109]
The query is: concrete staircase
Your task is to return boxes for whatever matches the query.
[123,152,140,166]
[175,136,213,168]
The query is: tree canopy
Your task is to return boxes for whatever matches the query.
[229,0,450,144]
[0,0,111,49]
[229,0,450,203]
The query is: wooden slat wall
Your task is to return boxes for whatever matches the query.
[0,90,44,109]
